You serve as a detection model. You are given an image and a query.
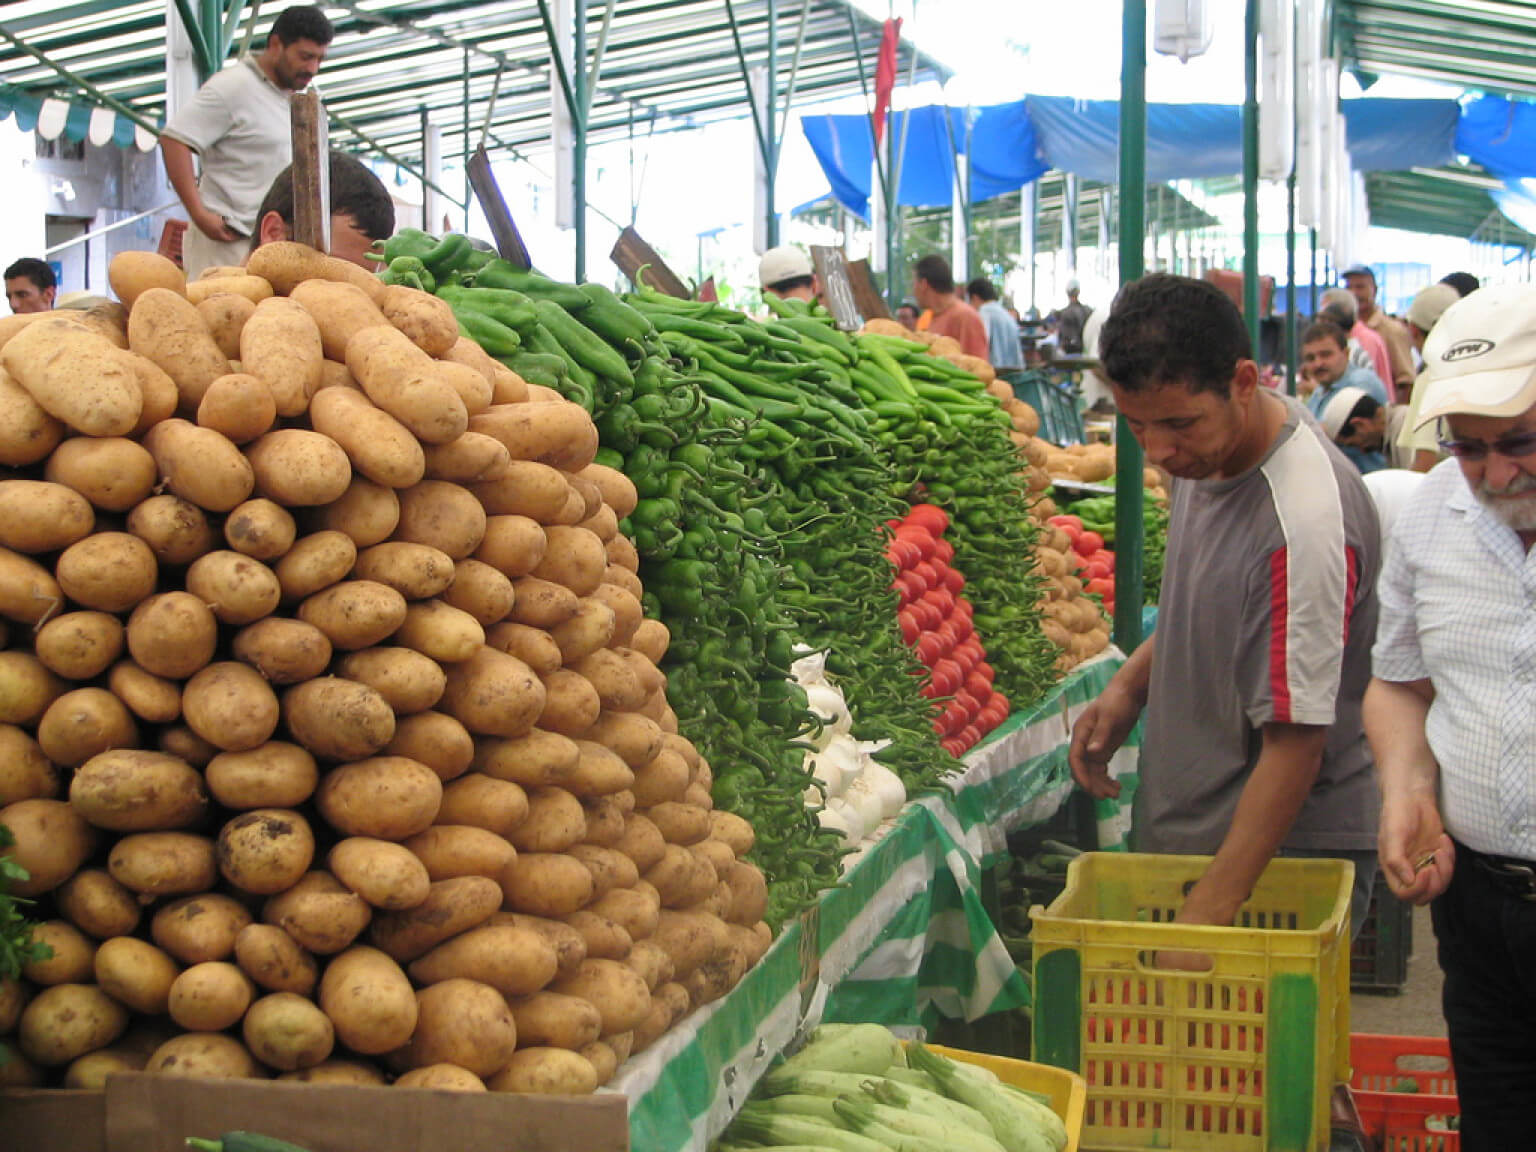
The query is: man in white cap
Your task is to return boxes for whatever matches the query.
[1366,282,1536,1150]
[758,246,819,303]
[1397,281,1463,472]
[1319,386,1389,475]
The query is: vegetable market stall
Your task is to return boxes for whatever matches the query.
[613,652,1138,1152]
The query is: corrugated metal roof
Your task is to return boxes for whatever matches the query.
[0,0,949,164]
[1336,0,1536,97]
[1365,165,1536,249]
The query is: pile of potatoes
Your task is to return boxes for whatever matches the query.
[860,318,996,383]
[0,245,770,1097]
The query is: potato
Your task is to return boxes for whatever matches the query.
[631,749,690,808]
[168,961,256,1031]
[578,464,638,520]
[0,725,55,806]
[472,460,572,522]
[644,842,718,908]
[317,756,442,840]
[386,710,474,781]
[335,648,445,715]
[626,940,675,993]
[218,808,315,895]
[312,477,399,547]
[474,514,547,580]
[352,541,456,599]
[484,913,586,979]
[277,1060,386,1086]
[246,428,352,506]
[186,550,281,626]
[587,712,666,769]
[206,741,319,810]
[124,596,215,683]
[435,773,528,836]
[64,1046,150,1090]
[605,533,640,573]
[531,525,608,598]
[3,318,143,435]
[0,550,60,629]
[500,852,594,919]
[145,1032,262,1079]
[243,991,335,1071]
[263,871,372,955]
[346,324,469,445]
[395,480,487,559]
[234,923,318,995]
[54,532,156,614]
[143,419,252,513]
[241,295,323,416]
[507,577,579,629]
[19,984,130,1066]
[158,724,220,767]
[224,498,297,560]
[537,669,601,737]
[232,617,333,684]
[183,662,280,752]
[681,938,749,1007]
[0,651,66,724]
[69,748,205,831]
[108,661,182,724]
[690,838,735,876]
[486,1047,597,1094]
[401,825,515,882]
[110,250,185,308]
[94,936,180,1015]
[399,978,517,1078]
[152,893,253,964]
[563,741,636,802]
[441,558,515,626]
[310,386,426,489]
[394,599,485,663]
[507,786,585,853]
[549,600,616,664]
[708,810,754,857]
[440,647,546,737]
[282,677,396,760]
[367,875,503,963]
[568,844,640,899]
[647,801,712,848]
[0,798,95,895]
[483,621,562,677]
[116,350,178,434]
[590,887,660,948]
[297,579,408,650]
[194,292,257,358]
[470,728,579,789]
[721,860,769,926]
[22,920,97,985]
[408,924,558,999]
[394,1063,489,1091]
[0,480,93,553]
[197,372,276,443]
[328,837,432,911]
[127,495,217,565]
[590,584,643,648]
[56,869,140,939]
[288,277,389,361]
[319,945,418,1055]
[108,831,216,897]
[422,432,509,485]
[572,649,646,713]
[377,283,458,356]
[581,796,627,848]
[0,365,64,466]
[469,402,599,473]
[564,909,631,962]
[276,530,357,601]
[509,991,601,1051]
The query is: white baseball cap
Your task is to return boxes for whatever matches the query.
[1414,283,1536,428]
[758,246,813,288]
[1320,386,1370,440]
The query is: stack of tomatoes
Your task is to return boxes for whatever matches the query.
[1048,514,1116,617]
[886,504,1011,757]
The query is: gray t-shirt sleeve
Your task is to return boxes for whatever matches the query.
[162,75,236,153]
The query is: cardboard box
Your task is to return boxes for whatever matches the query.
[2,1075,629,1152]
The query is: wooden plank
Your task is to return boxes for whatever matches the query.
[808,245,864,331]
[610,226,690,298]
[468,146,532,269]
[848,258,891,321]
[288,90,329,252]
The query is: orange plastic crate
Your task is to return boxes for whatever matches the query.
[1349,1034,1459,1151]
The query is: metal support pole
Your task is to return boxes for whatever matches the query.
[1114,0,1146,654]
[1242,0,1261,353]
[1285,171,1298,396]
[1309,226,1318,315]
[463,47,471,232]
[765,0,778,248]
[572,0,588,281]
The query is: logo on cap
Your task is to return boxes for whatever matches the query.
[1442,338,1494,362]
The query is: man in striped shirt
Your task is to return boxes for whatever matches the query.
[1069,274,1381,940]
[1367,283,1536,1150]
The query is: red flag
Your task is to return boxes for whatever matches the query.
[872,17,902,145]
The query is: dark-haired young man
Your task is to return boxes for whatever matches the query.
[248,151,396,269]
[4,258,55,314]
[161,5,335,277]
[912,254,987,360]
[1069,273,1381,945]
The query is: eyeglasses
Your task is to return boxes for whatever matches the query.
[1436,427,1536,461]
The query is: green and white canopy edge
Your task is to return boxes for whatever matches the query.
[609,654,1138,1152]
[0,81,158,151]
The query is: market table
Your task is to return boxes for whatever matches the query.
[611,652,1141,1152]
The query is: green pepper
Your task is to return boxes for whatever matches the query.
[379,255,435,293]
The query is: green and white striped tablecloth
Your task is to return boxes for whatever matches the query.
[610,654,1140,1152]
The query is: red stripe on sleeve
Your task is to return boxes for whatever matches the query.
[1342,546,1360,646]
[1269,548,1292,723]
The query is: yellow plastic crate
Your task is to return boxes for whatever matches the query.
[1028,853,1353,1152]
[927,1044,1087,1152]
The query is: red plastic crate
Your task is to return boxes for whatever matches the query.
[1350,1034,1459,1151]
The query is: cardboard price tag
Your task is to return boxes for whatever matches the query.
[808,246,864,332]
[468,146,532,268]
[611,226,691,298]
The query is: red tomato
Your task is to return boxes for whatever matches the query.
[903,568,930,596]
[943,566,965,594]
[897,609,919,644]
[926,588,956,619]
[953,688,979,717]
[918,599,946,631]
[1082,560,1112,581]
[972,661,996,685]
[964,670,992,700]
[914,560,942,590]
[907,504,950,535]
[884,518,903,533]
[895,524,936,554]
[920,678,942,700]
[931,716,948,735]
[950,611,974,643]
[931,658,963,696]
[956,636,985,665]
[932,537,955,565]
[887,539,922,569]
[950,645,977,678]
[1068,550,1088,570]
[914,632,945,666]
[1047,514,1082,531]
[941,737,966,757]
[952,597,975,620]
[978,702,1008,732]
[956,724,982,749]
[942,700,970,735]
[1074,531,1105,556]
[989,691,1010,715]
[1087,577,1116,599]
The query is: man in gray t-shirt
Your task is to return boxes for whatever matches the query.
[1069,274,1381,940]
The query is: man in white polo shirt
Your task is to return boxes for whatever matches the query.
[1367,283,1536,1150]
[160,5,334,277]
